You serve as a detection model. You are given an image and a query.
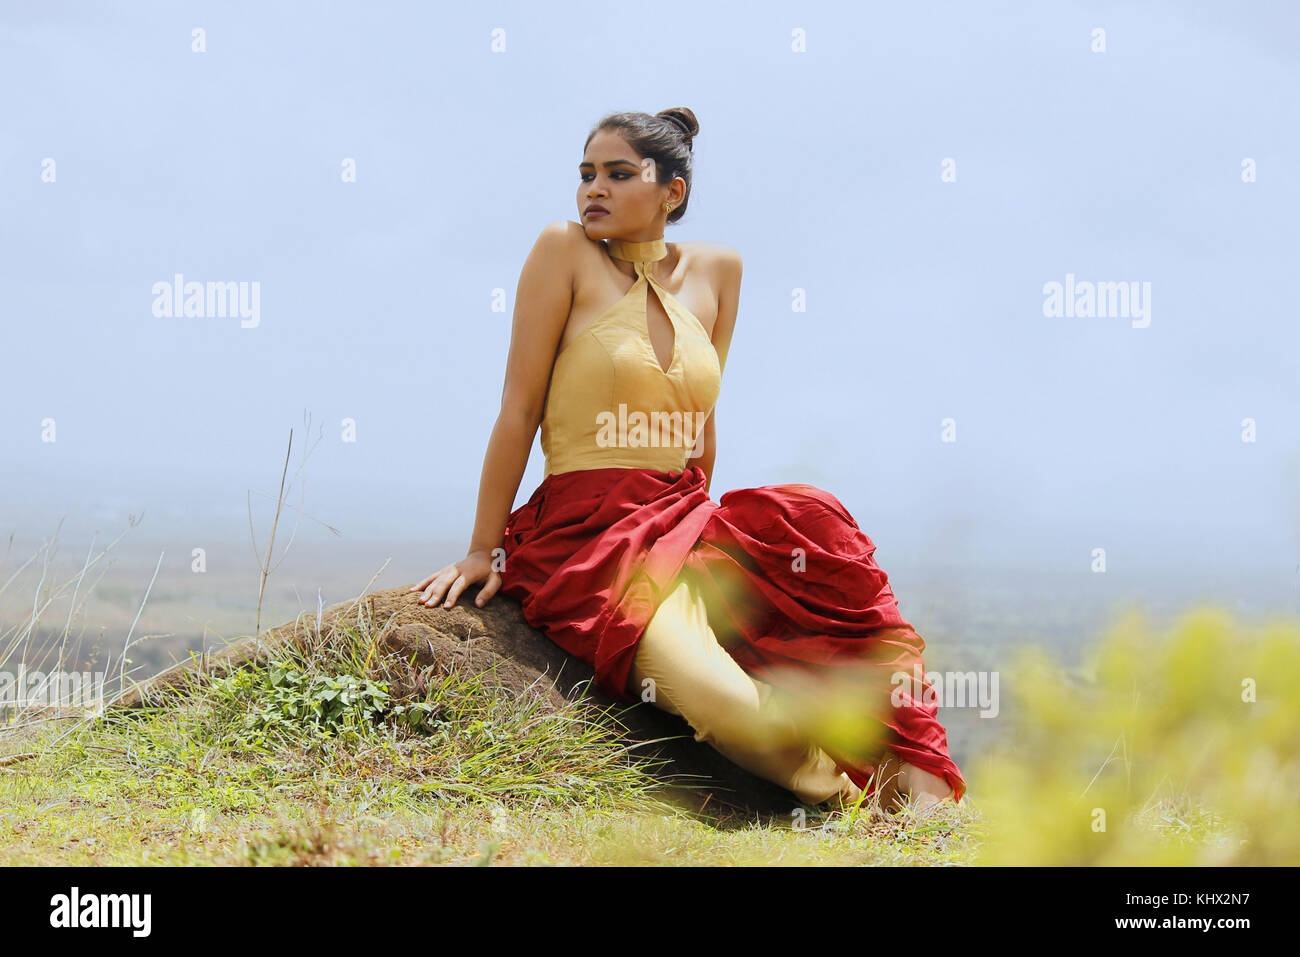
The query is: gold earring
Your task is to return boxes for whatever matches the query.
[665,203,672,213]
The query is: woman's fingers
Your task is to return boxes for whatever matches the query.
[442,574,468,608]
[410,560,496,608]
[474,573,502,607]
[410,567,447,593]
[417,567,455,605]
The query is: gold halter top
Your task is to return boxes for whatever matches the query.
[540,235,722,477]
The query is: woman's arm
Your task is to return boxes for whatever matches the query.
[697,246,742,494]
[413,220,574,608]
[467,220,575,555]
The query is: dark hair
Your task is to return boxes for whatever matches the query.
[585,107,699,224]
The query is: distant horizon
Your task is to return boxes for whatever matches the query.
[6,452,1297,581]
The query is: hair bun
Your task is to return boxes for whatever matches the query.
[657,107,699,149]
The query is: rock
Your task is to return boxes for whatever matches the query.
[113,584,806,816]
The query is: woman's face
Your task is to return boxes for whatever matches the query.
[577,129,679,240]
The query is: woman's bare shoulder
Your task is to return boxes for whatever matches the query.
[522,221,604,283]
[553,219,604,253]
[531,219,583,248]
[678,242,742,285]
[679,242,741,297]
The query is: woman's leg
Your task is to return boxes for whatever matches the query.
[629,576,863,808]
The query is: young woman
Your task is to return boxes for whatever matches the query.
[409,107,965,813]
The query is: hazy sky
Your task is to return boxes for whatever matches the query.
[2,1,1297,602]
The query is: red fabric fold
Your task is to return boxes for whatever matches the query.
[499,465,966,803]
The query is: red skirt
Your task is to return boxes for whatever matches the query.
[499,465,967,803]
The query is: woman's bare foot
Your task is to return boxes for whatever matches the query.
[866,752,955,813]
[897,761,955,811]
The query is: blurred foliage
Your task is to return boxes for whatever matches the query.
[972,606,1300,865]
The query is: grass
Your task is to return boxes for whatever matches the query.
[7,596,1271,865]
[0,612,980,865]
[4,590,1276,867]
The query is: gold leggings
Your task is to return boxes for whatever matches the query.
[628,576,864,807]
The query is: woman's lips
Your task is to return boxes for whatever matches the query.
[585,208,609,219]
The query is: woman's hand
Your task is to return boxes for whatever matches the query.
[409,549,502,608]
